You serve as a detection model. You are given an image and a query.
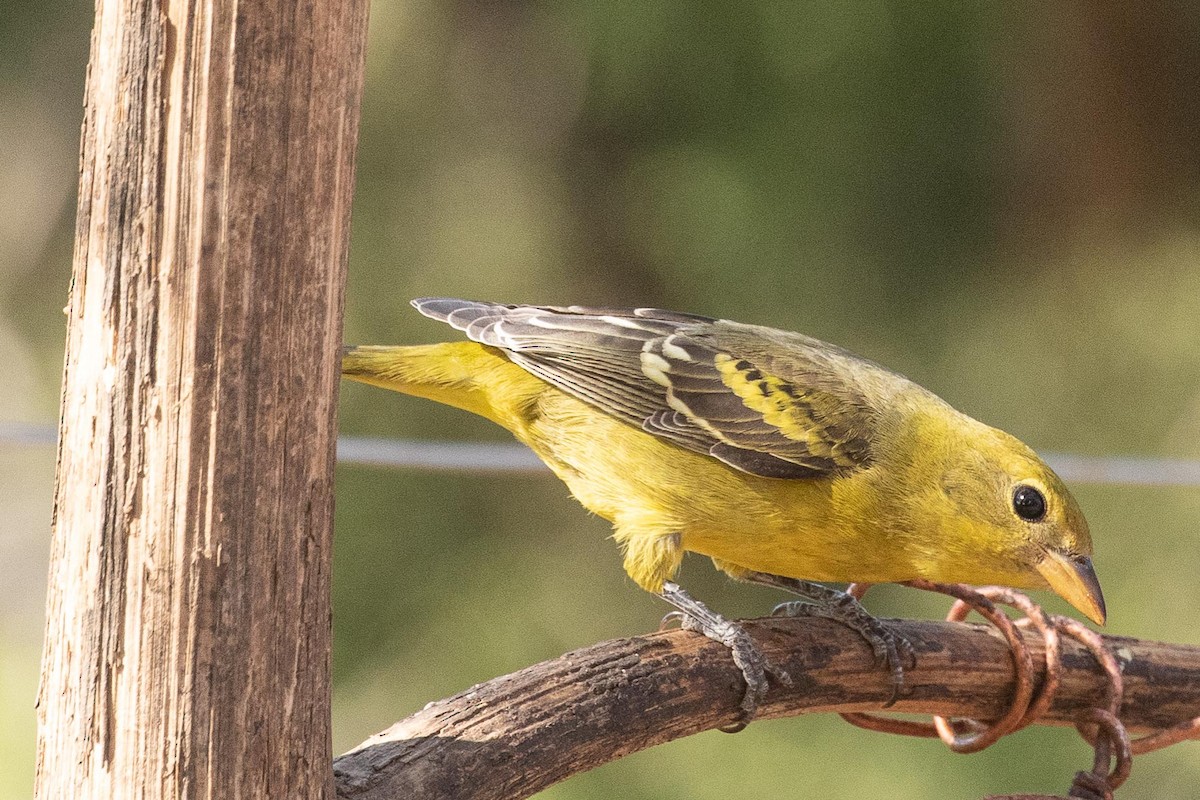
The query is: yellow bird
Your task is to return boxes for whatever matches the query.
[343,298,1104,722]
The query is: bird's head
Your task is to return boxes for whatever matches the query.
[901,412,1105,625]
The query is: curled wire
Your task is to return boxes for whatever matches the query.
[839,581,1139,795]
[1130,716,1200,754]
[840,582,1041,753]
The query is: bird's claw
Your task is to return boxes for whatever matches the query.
[773,598,915,707]
[658,610,686,631]
[660,581,791,731]
[865,621,916,708]
[679,613,792,729]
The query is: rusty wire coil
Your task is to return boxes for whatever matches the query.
[840,581,1139,795]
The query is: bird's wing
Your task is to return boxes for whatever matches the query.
[413,298,877,479]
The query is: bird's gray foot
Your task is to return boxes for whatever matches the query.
[660,581,792,730]
[749,572,916,706]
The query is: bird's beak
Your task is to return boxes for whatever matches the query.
[1037,550,1106,625]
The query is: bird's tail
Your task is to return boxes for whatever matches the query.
[341,341,534,427]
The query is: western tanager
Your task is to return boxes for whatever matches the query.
[343,298,1104,723]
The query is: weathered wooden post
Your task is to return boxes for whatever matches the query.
[35,0,369,795]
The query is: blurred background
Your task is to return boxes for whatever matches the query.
[3,2,1200,797]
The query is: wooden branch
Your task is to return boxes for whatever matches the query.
[333,617,1200,800]
[36,0,368,796]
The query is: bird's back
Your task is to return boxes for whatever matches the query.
[410,298,922,481]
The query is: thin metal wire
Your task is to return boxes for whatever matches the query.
[0,422,57,446]
[1043,452,1200,489]
[3,421,1199,487]
[336,435,545,474]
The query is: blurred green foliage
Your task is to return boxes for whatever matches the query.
[3,1,1200,797]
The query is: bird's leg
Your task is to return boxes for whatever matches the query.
[743,571,916,704]
[659,581,791,728]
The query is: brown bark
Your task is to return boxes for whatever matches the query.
[333,617,1200,800]
[35,0,368,797]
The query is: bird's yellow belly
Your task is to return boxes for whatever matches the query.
[514,390,907,589]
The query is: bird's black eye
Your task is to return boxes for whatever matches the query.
[1012,485,1047,521]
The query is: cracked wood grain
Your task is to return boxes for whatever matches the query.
[36,0,368,796]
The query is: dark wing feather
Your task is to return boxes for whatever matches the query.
[413,298,877,479]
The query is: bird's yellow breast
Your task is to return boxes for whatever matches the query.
[486,366,912,591]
